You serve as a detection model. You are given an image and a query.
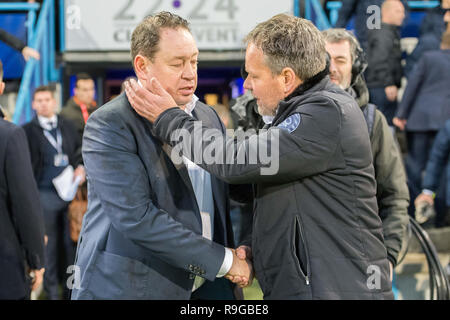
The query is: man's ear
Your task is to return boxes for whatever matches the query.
[281,67,301,96]
[134,55,151,82]
[31,99,37,112]
[0,81,4,95]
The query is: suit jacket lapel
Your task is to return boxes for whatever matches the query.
[149,118,202,227]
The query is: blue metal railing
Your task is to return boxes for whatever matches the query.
[7,0,59,125]
[0,2,39,45]
[305,0,332,30]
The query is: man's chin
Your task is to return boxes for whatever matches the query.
[330,78,340,86]
[257,105,276,117]
[175,95,194,107]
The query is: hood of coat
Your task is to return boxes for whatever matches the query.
[347,74,370,109]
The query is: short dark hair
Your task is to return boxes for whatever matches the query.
[131,11,190,64]
[0,59,3,82]
[75,73,93,87]
[33,85,55,100]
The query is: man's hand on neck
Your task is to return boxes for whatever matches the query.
[125,78,178,123]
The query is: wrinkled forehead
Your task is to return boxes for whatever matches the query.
[34,91,54,101]
[157,27,199,59]
[244,43,269,71]
[77,79,95,88]
[325,40,352,59]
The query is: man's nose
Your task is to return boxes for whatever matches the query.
[243,77,251,91]
[182,63,196,80]
[329,60,338,74]
[445,11,450,22]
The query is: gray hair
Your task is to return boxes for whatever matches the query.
[322,28,361,64]
[245,14,327,81]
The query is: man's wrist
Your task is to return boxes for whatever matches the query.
[216,247,233,278]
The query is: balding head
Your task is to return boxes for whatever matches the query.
[382,0,405,26]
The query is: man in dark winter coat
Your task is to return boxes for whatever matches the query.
[366,0,405,126]
[323,29,410,278]
[125,14,394,300]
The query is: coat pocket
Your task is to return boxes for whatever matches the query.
[291,216,310,286]
[86,250,151,299]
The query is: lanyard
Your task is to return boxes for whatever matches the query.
[79,103,89,123]
[43,128,63,154]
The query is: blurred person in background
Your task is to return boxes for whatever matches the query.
[366,0,405,127]
[0,59,46,300]
[60,73,97,143]
[205,93,233,129]
[404,0,450,78]
[0,29,40,61]
[415,119,450,228]
[230,65,265,132]
[334,0,408,51]
[22,85,85,299]
[0,0,40,60]
[393,31,450,221]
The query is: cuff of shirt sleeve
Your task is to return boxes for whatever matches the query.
[216,248,233,278]
[422,189,436,198]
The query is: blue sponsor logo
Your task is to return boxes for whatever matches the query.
[277,113,301,133]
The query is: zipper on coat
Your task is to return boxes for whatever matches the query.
[293,215,311,286]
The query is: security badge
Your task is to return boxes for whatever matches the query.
[54,154,69,167]
[277,113,301,133]
[43,128,69,167]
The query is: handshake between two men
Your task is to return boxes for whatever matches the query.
[225,246,254,288]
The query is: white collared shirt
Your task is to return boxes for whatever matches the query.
[181,96,233,291]
[38,114,58,131]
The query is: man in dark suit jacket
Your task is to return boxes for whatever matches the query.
[0,60,45,300]
[22,85,85,300]
[71,12,251,300]
[394,31,450,217]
